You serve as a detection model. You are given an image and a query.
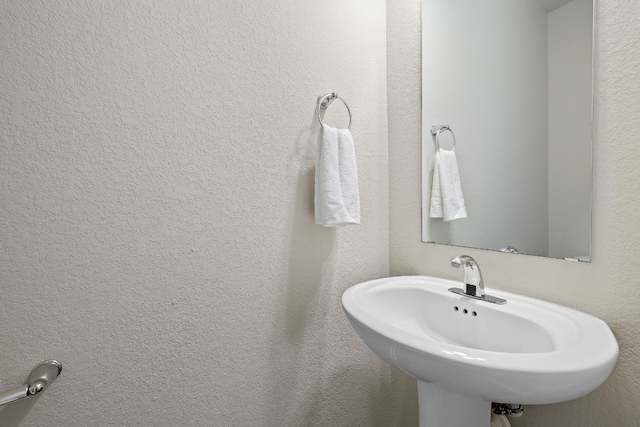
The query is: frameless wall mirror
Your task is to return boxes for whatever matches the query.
[421,0,594,261]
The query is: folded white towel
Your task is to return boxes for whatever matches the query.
[315,124,360,227]
[430,149,467,222]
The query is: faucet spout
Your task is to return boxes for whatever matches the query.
[449,255,485,297]
[448,255,506,304]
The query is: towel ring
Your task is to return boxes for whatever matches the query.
[317,92,352,130]
[430,125,456,152]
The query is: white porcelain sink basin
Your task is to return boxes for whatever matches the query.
[342,276,618,427]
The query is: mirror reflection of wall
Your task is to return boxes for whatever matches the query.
[421,0,593,261]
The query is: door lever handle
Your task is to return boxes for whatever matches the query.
[0,360,62,407]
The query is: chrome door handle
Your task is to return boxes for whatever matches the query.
[0,360,62,407]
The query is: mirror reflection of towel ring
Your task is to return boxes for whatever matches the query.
[317,92,352,130]
[430,125,456,152]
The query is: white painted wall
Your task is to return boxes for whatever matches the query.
[0,1,418,426]
[2,1,635,425]
[548,0,593,259]
[390,0,640,425]
[422,0,549,256]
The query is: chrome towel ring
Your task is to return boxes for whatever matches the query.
[317,92,352,130]
[430,125,456,152]
[0,360,63,407]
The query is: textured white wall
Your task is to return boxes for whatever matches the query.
[0,1,418,426]
[422,0,549,256]
[548,0,593,259]
[389,0,640,425]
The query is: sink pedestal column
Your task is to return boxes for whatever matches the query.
[417,381,491,427]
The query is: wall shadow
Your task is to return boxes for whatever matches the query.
[0,393,43,427]
[261,116,336,425]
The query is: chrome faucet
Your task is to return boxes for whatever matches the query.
[449,254,507,304]
[450,254,485,297]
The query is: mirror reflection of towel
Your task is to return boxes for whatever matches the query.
[430,150,467,222]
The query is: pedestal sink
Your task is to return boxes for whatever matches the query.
[342,276,618,427]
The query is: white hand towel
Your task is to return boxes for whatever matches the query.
[430,149,467,221]
[315,124,360,227]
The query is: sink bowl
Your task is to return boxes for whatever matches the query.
[342,276,618,427]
